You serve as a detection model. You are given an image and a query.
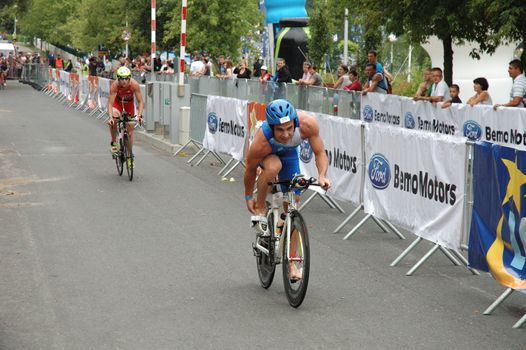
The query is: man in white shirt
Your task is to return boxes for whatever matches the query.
[494,59,526,109]
[190,54,205,77]
[414,67,450,103]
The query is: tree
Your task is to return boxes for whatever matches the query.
[307,0,335,68]
[163,0,262,61]
[470,0,526,67]
[376,0,483,86]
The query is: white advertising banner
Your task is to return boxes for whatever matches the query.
[363,123,467,250]
[360,92,402,127]
[97,78,111,110]
[78,75,89,107]
[456,104,526,151]
[59,70,70,97]
[401,98,459,137]
[299,113,362,205]
[203,96,248,161]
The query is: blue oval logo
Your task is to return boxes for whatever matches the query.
[404,112,415,129]
[207,112,218,134]
[368,153,391,189]
[463,120,482,141]
[362,105,374,122]
[299,139,314,163]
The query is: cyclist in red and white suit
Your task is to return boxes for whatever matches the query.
[107,66,144,154]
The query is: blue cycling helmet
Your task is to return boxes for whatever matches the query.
[266,99,298,126]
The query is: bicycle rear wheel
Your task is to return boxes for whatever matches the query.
[282,210,310,308]
[256,212,276,289]
[123,135,133,181]
[115,138,124,176]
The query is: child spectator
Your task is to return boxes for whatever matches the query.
[441,84,462,108]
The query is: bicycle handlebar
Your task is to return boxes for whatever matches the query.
[268,175,319,190]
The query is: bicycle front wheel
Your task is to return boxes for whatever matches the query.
[256,212,276,289]
[282,210,310,308]
[115,139,124,176]
[123,135,133,181]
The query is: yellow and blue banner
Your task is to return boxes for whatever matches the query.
[469,142,526,291]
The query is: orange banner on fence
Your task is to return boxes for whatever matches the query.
[69,73,79,103]
[87,76,99,109]
[245,102,267,162]
[248,102,267,141]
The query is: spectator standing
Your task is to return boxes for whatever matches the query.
[253,57,262,77]
[275,58,292,83]
[190,54,205,77]
[414,69,433,98]
[204,55,213,76]
[441,84,462,108]
[55,54,64,70]
[333,64,350,89]
[466,77,492,106]
[48,52,55,68]
[88,56,98,77]
[259,65,271,82]
[296,61,312,85]
[367,50,392,90]
[362,63,388,95]
[494,59,526,109]
[217,55,226,75]
[217,59,233,80]
[236,60,251,79]
[153,57,162,72]
[64,59,73,72]
[96,57,105,76]
[343,69,362,91]
[414,67,450,103]
[305,65,323,86]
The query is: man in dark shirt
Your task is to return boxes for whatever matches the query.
[275,58,292,83]
[253,58,262,77]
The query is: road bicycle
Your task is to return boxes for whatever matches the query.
[112,111,138,181]
[252,174,319,308]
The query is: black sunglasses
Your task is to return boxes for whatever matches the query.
[118,77,130,81]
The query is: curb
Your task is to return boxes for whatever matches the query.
[135,130,181,155]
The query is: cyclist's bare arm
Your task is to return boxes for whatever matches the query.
[298,112,331,189]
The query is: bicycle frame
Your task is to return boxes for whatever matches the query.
[254,175,313,265]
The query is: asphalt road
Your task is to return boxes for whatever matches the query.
[0,82,525,349]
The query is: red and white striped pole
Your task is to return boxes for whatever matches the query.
[151,0,156,59]
[179,0,187,87]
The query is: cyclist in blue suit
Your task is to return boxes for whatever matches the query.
[244,99,331,279]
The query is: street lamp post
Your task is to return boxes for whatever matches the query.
[13,4,17,39]
[388,34,397,70]
[343,8,348,66]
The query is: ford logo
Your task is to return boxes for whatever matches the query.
[362,105,374,122]
[404,112,415,129]
[299,139,314,163]
[368,153,391,189]
[463,120,482,141]
[207,112,218,134]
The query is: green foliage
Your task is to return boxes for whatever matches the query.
[163,0,262,61]
[18,0,78,45]
[307,0,335,67]
[470,0,526,65]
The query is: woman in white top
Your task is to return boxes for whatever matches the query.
[467,77,493,106]
[333,64,350,89]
